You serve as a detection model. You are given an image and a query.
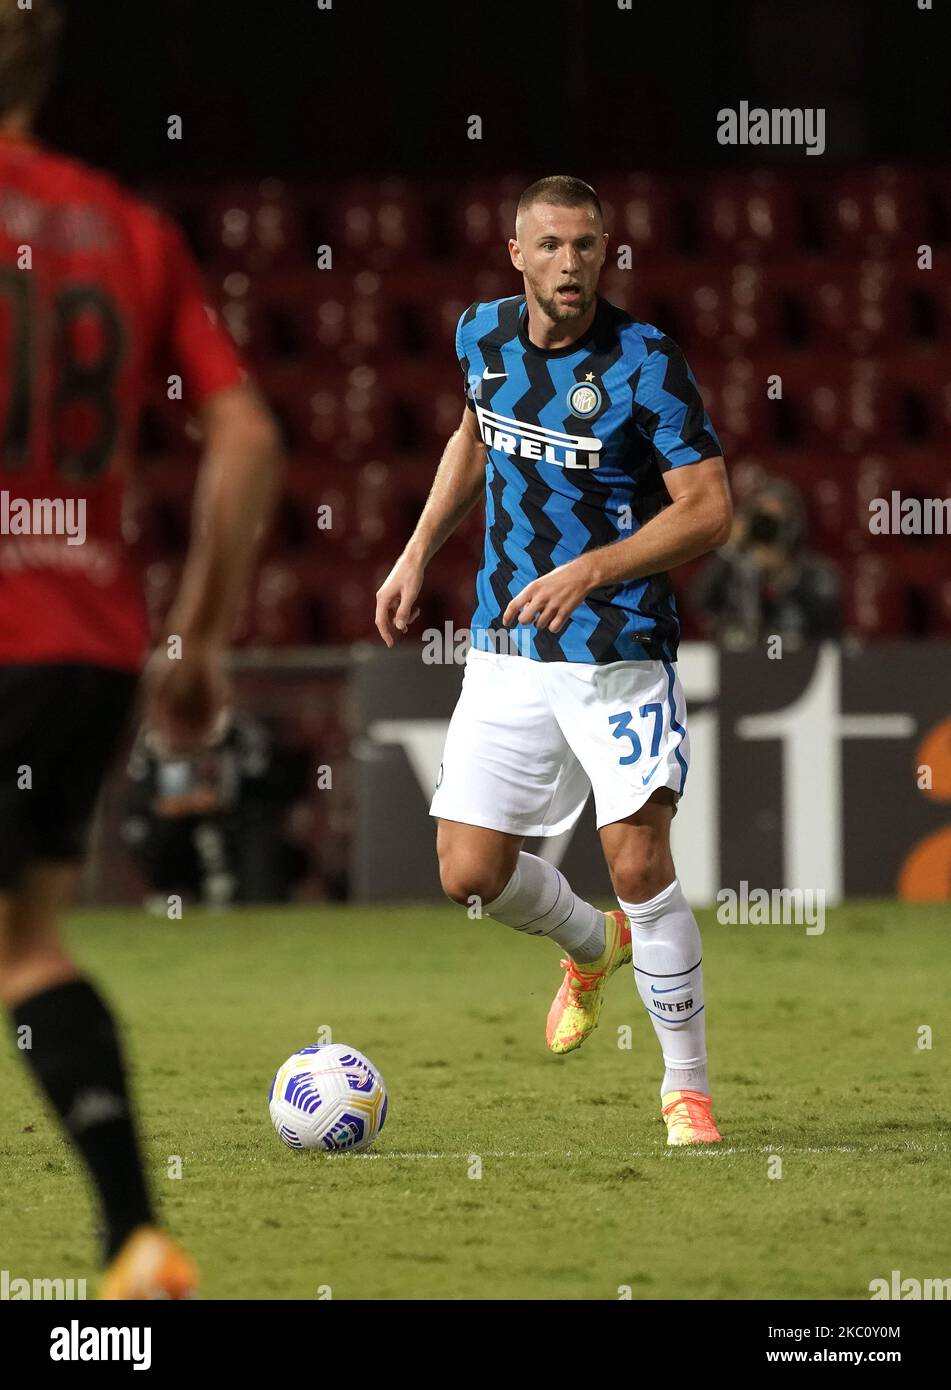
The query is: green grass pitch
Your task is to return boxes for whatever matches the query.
[1,902,949,1300]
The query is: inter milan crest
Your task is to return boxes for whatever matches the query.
[567,380,602,417]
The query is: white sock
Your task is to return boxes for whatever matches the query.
[484,853,605,961]
[619,878,710,1100]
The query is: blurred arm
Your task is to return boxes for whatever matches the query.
[145,384,284,750]
[164,383,284,645]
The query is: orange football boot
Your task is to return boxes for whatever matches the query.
[661,1089,722,1146]
[99,1226,199,1300]
[546,909,632,1054]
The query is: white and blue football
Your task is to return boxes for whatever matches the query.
[268,1043,388,1152]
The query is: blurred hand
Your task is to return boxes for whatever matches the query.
[375,554,423,647]
[141,640,230,756]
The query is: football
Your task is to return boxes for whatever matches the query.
[268,1043,388,1152]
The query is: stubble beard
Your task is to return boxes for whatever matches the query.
[524,269,594,323]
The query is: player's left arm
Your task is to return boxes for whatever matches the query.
[503,457,731,632]
[585,454,732,584]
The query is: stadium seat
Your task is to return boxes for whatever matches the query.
[384,265,515,359]
[596,173,681,260]
[697,171,801,261]
[327,180,429,270]
[859,449,950,506]
[258,363,398,457]
[132,464,196,558]
[382,361,465,452]
[449,177,526,269]
[236,560,314,646]
[777,261,909,355]
[774,357,901,452]
[811,168,929,259]
[845,554,908,637]
[200,180,306,270]
[301,557,391,645]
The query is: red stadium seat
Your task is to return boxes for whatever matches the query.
[298,557,391,646]
[236,560,314,646]
[328,180,428,270]
[845,554,908,637]
[779,261,910,354]
[776,357,899,452]
[810,168,929,259]
[384,360,465,451]
[449,177,526,270]
[213,268,407,367]
[131,463,196,558]
[200,180,306,270]
[258,363,398,458]
[385,265,516,359]
[858,449,950,507]
[599,264,785,357]
[697,171,800,261]
[271,269,399,364]
[701,358,791,454]
[596,173,681,260]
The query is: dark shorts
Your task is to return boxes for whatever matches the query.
[0,664,139,891]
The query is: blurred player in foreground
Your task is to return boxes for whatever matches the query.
[377,176,732,1145]
[0,2,282,1295]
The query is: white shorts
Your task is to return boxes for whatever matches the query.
[429,647,690,837]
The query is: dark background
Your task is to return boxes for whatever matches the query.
[40,0,951,184]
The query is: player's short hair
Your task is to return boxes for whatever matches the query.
[516,176,603,233]
[0,0,63,121]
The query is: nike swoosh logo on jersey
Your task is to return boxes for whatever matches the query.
[482,369,507,379]
[641,760,661,785]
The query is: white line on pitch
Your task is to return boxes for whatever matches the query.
[331,1142,945,1161]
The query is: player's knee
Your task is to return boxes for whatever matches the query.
[438,855,511,909]
[611,852,673,906]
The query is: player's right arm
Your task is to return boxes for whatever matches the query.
[145,382,284,753]
[140,216,284,751]
[374,405,485,647]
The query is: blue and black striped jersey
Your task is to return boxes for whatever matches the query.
[456,294,722,664]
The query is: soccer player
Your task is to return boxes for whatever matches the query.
[376,175,732,1145]
[0,2,282,1294]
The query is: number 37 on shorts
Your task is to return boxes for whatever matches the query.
[429,649,691,838]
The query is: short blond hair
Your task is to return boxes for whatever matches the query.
[0,0,63,121]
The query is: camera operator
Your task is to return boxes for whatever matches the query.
[690,477,841,650]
